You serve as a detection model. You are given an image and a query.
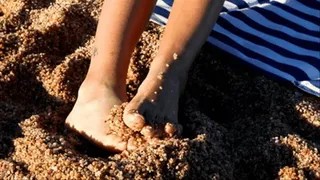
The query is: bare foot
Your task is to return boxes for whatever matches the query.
[123,59,184,139]
[65,81,128,152]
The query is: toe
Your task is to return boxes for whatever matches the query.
[164,123,176,137]
[126,137,138,151]
[140,125,155,138]
[126,137,140,151]
[123,97,148,132]
[123,110,146,131]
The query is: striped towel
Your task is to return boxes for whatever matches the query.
[151,0,320,97]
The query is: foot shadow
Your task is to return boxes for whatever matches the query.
[181,43,320,179]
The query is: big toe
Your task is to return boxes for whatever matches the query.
[123,106,145,132]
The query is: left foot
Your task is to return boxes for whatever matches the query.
[123,58,185,138]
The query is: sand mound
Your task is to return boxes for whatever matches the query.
[1,0,319,179]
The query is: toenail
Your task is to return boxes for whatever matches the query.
[165,123,176,136]
[165,123,174,130]
[166,63,169,67]
[151,99,155,103]
[173,53,178,60]
[159,86,163,90]
[154,91,157,95]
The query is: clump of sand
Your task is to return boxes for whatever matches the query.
[0,0,319,179]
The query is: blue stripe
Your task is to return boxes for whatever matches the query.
[291,0,320,17]
[252,7,320,37]
[154,6,170,18]
[241,9,318,42]
[217,17,320,70]
[211,30,311,80]
[271,1,320,24]
[221,7,228,12]
[257,0,270,4]
[227,10,320,51]
[295,0,320,11]
[162,0,173,6]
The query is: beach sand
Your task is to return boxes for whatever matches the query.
[0,0,319,179]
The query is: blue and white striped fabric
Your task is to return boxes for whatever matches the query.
[151,0,320,97]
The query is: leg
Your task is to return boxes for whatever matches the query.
[123,0,225,138]
[65,0,156,152]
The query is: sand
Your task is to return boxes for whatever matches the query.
[0,0,319,179]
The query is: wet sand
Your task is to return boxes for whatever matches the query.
[0,0,319,179]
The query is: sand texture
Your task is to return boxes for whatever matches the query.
[0,0,319,179]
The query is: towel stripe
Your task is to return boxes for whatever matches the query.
[217,17,320,68]
[271,1,319,23]
[151,0,320,97]
[240,9,318,42]
[211,27,311,80]
[295,0,320,10]
[228,11,319,51]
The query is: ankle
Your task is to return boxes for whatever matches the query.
[77,78,127,101]
[149,59,188,85]
[144,67,188,95]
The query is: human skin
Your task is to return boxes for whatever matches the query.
[65,0,225,152]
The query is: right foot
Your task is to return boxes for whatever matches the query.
[65,81,128,152]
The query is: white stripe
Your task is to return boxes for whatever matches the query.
[255,3,319,31]
[244,0,262,7]
[156,1,172,12]
[298,81,320,95]
[213,24,319,79]
[207,36,296,82]
[242,10,319,42]
[224,1,239,11]
[150,13,168,25]
[220,14,320,58]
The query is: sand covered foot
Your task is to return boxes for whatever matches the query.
[123,60,184,139]
[65,82,130,152]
